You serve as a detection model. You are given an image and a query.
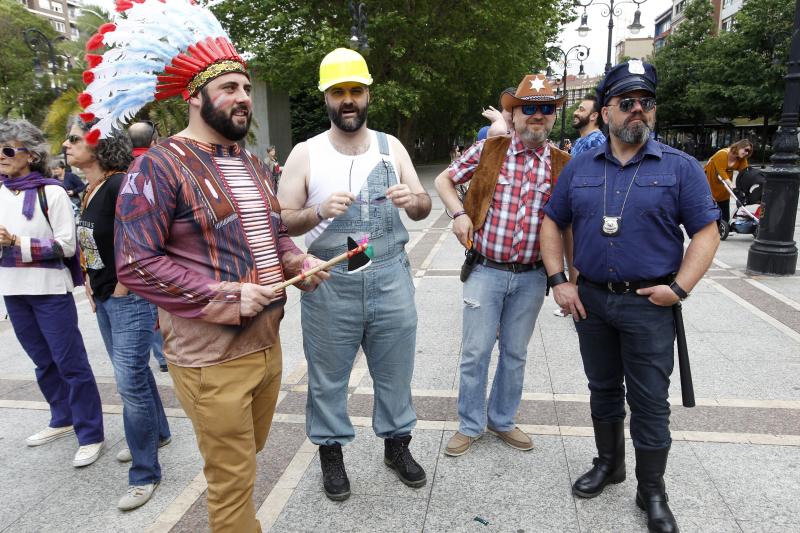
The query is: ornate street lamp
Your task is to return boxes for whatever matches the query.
[746,0,800,275]
[547,44,591,147]
[23,28,70,95]
[348,1,369,53]
[574,0,648,74]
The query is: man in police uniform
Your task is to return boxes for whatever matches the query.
[540,60,720,533]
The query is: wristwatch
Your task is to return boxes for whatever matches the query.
[669,281,689,300]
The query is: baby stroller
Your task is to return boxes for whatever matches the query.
[717,167,765,240]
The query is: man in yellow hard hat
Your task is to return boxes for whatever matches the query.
[279,47,432,501]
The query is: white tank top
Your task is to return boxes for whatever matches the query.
[304,129,397,247]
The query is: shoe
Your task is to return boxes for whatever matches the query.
[572,418,626,498]
[73,441,104,467]
[26,425,74,447]
[159,364,168,373]
[444,431,479,457]
[488,426,534,451]
[319,444,350,501]
[116,436,173,463]
[635,447,680,533]
[117,482,158,511]
[384,435,426,488]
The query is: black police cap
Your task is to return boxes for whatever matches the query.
[596,60,657,107]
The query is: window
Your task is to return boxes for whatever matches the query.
[50,1,63,13]
[675,1,686,15]
[721,16,735,32]
[722,0,735,8]
[52,20,65,32]
[70,25,80,39]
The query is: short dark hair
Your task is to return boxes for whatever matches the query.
[69,116,133,172]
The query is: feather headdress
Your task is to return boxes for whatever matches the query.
[78,0,247,145]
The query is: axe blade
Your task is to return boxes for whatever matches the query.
[347,237,372,273]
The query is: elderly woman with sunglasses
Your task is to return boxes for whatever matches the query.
[704,138,753,224]
[0,119,105,466]
[65,117,171,511]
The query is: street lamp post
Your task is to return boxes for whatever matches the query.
[348,1,369,53]
[746,0,800,275]
[547,45,590,147]
[23,28,69,95]
[575,0,647,74]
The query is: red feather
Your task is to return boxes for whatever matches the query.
[85,129,101,146]
[78,92,93,108]
[79,112,95,122]
[98,23,117,35]
[86,33,105,52]
[82,71,95,84]
[115,0,133,12]
[85,54,103,68]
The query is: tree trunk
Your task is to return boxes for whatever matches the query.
[761,115,770,164]
[396,115,416,160]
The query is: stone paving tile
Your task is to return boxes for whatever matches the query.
[737,519,800,532]
[425,434,578,532]
[692,441,800,525]
[0,407,199,533]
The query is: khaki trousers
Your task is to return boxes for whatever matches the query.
[170,345,282,533]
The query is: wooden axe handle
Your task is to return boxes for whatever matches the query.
[270,243,367,291]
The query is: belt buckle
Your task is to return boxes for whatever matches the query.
[607,281,631,294]
[511,263,520,273]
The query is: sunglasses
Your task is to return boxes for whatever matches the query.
[1,146,29,158]
[608,97,657,113]
[520,103,556,116]
[66,134,83,144]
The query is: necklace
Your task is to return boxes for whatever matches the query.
[601,159,643,237]
[81,171,116,211]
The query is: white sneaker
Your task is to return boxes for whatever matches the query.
[116,436,172,463]
[26,425,74,447]
[73,441,104,467]
[117,482,158,511]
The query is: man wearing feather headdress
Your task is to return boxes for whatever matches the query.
[78,1,328,531]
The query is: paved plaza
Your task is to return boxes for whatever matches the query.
[1,164,799,532]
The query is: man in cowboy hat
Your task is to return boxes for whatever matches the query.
[434,74,571,457]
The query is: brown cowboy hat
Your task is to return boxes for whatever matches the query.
[501,74,564,111]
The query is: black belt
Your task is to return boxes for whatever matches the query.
[578,275,674,295]
[477,254,543,273]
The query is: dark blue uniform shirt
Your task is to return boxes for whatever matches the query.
[63,171,86,195]
[544,139,719,282]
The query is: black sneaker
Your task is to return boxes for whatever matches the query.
[319,444,350,501]
[384,435,427,488]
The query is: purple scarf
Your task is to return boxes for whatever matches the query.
[0,171,65,220]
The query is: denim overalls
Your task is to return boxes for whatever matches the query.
[301,132,418,446]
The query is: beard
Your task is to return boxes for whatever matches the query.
[516,120,551,146]
[328,101,368,132]
[200,91,251,142]
[572,113,590,130]
[611,115,653,145]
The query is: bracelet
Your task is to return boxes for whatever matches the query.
[315,204,324,221]
[547,272,568,288]
[669,281,689,300]
[451,209,466,219]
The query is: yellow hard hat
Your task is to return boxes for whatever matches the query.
[318,48,373,92]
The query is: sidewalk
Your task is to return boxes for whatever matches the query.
[1,164,799,532]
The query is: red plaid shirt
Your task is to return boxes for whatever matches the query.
[449,134,553,264]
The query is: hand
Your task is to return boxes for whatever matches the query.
[452,214,474,249]
[481,105,504,124]
[85,281,96,313]
[67,190,74,196]
[320,191,356,219]
[553,282,587,321]
[0,226,15,247]
[636,285,680,307]
[298,255,331,292]
[240,283,277,317]
[385,184,416,209]
[111,284,129,298]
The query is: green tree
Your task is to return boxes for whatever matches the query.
[550,100,580,145]
[652,0,716,133]
[211,0,574,160]
[0,0,62,123]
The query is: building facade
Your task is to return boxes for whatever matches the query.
[615,37,654,63]
[18,0,82,40]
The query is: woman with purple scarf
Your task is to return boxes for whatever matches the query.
[0,119,104,467]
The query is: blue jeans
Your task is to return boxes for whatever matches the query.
[301,255,417,446]
[457,264,546,437]
[95,293,170,485]
[574,282,675,450]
